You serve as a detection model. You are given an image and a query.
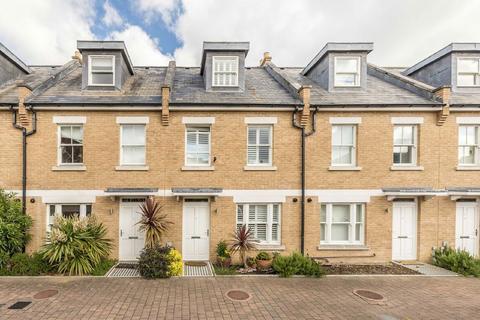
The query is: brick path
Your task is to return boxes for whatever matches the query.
[0,276,479,319]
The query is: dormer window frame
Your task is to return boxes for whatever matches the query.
[88,55,115,87]
[212,56,239,87]
[333,56,361,88]
[457,57,480,87]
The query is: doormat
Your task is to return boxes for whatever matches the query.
[184,261,207,267]
[8,301,32,310]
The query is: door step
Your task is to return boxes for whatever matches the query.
[106,262,140,277]
[183,261,214,277]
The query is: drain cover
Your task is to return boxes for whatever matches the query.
[225,290,251,301]
[34,289,59,299]
[8,301,31,310]
[353,289,386,303]
[185,261,207,267]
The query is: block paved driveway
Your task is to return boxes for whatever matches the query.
[1,276,480,319]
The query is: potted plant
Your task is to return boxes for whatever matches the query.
[216,240,231,267]
[256,251,272,270]
[246,256,256,269]
[230,225,256,268]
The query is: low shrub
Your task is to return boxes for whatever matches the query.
[433,246,480,277]
[213,265,237,275]
[138,245,182,278]
[90,259,117,276]
[0,252,53,276]
[0,190,32,256]
[256,251,272,261]
[216,240,231,258]
[272,252,325,278]
[41,216,112,276]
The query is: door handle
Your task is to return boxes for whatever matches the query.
[120,229,123,237]
[191,236,200,239]
[207,229,210,237]
[129,236,139,239]
[460,236,470,239]
[397,236,408,239]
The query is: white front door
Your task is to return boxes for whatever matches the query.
[119,199,145,261]
[456,201,479,256]
[182,200,210,261]
[392,201,417,261]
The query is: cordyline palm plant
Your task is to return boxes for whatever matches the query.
[230,225,257,268]
[137,197,172,248]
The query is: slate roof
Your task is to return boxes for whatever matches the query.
[170,67,299,106]
[448,92,480,106]
[0,65,61,104]
[274,67,437,106]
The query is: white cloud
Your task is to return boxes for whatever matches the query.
[107,25,172,66]
[134,0,182,27]
[170,0,480,67]
[102,1,123,27]
[0,0,96,65]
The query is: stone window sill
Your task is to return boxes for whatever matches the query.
[181,166,215,171]
[52,165,86,171]
[317,245,369,251]
[456,166,480,171]
[390,165,424,171]
[328,166,362,171]
[255,244,286,251]
[244,166,277,171]
[115,165,149,171]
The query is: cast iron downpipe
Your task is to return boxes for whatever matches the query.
[292,107,317,255]
[11,106,37,214]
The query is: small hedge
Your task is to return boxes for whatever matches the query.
[433,246,480,277]
[272,252,325,278]
[0,252,53,276]
[138,245,182,278]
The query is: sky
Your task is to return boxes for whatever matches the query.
[1,0,480,68]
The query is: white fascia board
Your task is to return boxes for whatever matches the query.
[116,116,149,124]
[182,117,215,125]
[310,189,383,203]
[456,117,480,124]
[329,117,362,124]
[391,117,424,124]
[244,117,278,124]
[53,116,87,124]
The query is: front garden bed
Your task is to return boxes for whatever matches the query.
[324,263,420,275]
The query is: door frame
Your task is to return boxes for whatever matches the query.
[182,198,211,261]
[455,199,480,257]
[392,199,418,261]
[118,197,146,261]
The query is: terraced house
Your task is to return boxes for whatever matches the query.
[1,40,479,264]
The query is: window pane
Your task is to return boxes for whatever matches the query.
[393,146,413,164]
[60,126,72,144]
[71,126,83,144]
[355,224,362,241]
[122,146,145,164]
[62,205,81,218]
[336,58,358,73]
[332,126,342,145]
[122,125,145,145]
[320,224,326,241]
[320,205,326,222]
[248,205,256,221]
[258,128,271,144]
[332,146,352,164]
[401,126,414,144]
[332,205,350,222]
[272,224,278,241]
[247,146,257,164]
[237,205,244,223]
[196,153,210,165]
[356,205,363,222]
[91,73,113,85]
[72,146,83,163]
[256,205,268,222]
[272,205,279,223]
[86,205,92,217]
[248,128,257,144]
[256,224,267,241]
[341,126,354,145]
[331,224,349,241]
[459,146,475,164]
[91,56,113,69]
[458,58,479,73]
[335,74,357,86]
[61,146,73,163]
[258,146,270,164]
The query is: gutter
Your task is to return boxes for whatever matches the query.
[10,105,37,214]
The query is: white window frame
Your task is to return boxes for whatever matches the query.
[320,203,364,245]
[236,203,281,245]
[184,125,211,166]
[457,57,480,87]
[246,125,273,166]
[88,55,115,86]
[331,124,357,167]
[57,124,84,166]
[120,124,146,166]
[46,204,92,233]
[212,56,239,87]
[458,125,480,166]
[334,56,361,87]
[392,125,418,166]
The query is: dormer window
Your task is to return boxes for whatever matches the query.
[334,56,361,87]
[88,55,115,86]
[457,58,480,87]
[212,56,238,87]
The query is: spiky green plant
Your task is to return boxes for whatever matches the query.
[137,198,172,249]
[230,225,256,268]
[41,216,112,276]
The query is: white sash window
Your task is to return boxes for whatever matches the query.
[320,203,364,245]
[247,125,272,166]
[236,204,280,244]
[185,126,211,166]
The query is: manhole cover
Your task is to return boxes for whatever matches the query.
[185,261,207,267]
[8,301,31,310]
[225,290,251,301]
[33,289,59,299]
[353,289,386,303]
